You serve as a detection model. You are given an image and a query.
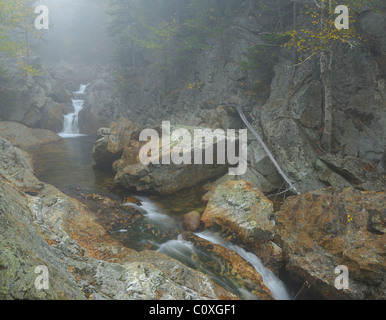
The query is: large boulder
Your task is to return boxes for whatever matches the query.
[112,123,237,195]
[275,187,386,299]
[201,180,275,243]
[92,118,138,168]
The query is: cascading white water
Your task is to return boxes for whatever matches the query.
[129,195,292,300]
[129,195,177,227]
[59,84,88,138]
[195,231,291,300]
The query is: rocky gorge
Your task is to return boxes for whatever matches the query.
[0,0,385,301]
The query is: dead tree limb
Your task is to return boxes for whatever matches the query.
[235,104,300,195]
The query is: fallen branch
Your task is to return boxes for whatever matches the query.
[234,103,300,195]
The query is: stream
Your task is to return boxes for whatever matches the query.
[31,85,292,300]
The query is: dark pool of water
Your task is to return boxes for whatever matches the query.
[33,135,111,192]
[32,135,207,209]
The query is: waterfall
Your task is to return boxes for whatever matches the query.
[59,84,88,138]
[195,231,291,300]
[133,195,292,300]
[128,195,177,227]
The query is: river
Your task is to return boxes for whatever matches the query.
[31,85,292,300]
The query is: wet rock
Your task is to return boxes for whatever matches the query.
[275,187,386,299]
[73,191,177,251]
[201,180,275,243]
[92,118,138,168]
[181,211,201,232]
[79,72,124,134]
[38,99,74,133]
[181,233,274,300]
[319,154,386,191]
[93,260,212,300]
[93,249,235,300]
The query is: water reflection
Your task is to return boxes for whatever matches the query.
[33,135,113,194]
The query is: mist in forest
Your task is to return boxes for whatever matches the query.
[32,0,112,65]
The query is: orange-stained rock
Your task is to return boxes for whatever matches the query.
[201,180,275,243]
[181,232,274,300]
[181,211,201,232]
[275,187,386,300]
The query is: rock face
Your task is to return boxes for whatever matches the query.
[263,7,386,193]
[0,63,72,129]
[0,61,103,134]
[201,180,275,243]
[255,13,386,193]
[79,72,125,134]
[275,187,386,300]
[0,137,237,300]
[318,154,386,192]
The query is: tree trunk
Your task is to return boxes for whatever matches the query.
[320,50,333,153]
[130,42,136,71]
[176,0,180,26]
[292,0,297,64]
[25,29,30,66]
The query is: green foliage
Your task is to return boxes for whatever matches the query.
[0,0,42,77]
[107,0,242,76]
[239,33,287,96]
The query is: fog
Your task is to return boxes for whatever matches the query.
[32,0,113,65]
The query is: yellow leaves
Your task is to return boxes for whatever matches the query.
[187,82,195,90]
[282,0,364,57]
[186,80,204,90]
[0,0,40,76]
[16,61,43,77]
